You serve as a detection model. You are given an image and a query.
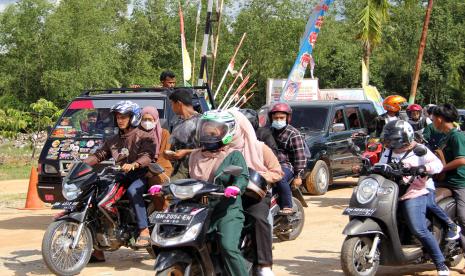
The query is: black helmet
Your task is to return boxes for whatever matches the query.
[239,109,259,130]
[244,168,268,201]
[382,120,415,149]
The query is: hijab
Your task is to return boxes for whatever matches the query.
[141,106,162,158]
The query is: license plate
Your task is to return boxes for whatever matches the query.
[149,212,194,225]
[52,202,78,210]
[343,207,376,216]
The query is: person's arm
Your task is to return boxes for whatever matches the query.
[443,158,465,172]
[84,139,110,166]
[424,148,444,174]
[423,124,432,142]
[442,134,465,172]
[135,136,155,168]
[229,151,249,194]
[261,144,284,183]
[289,132,306,178]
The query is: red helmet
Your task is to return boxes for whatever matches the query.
[268,102,292,123]
[407,104,422,112]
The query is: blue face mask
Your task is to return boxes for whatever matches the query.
[271,120,287,130]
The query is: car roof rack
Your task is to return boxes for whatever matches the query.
[80,85,210,97]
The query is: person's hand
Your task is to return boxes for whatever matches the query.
[122,162,139,173]
[148,185,163,195]
[292,177,302,188]
[352,165,361,174]
[168,149,190,160]
[224,186,241,198]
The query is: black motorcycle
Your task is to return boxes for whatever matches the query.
[340,145,462,276]
[150,165,258,276]
[41,162,158,276]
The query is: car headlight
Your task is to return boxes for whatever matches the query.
[44,164,58,174]
[170,184,203,200]
[356,178,379,204]
[62,182,82,201]
[151,222,203,247]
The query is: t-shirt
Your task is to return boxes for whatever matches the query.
[442,129,465,188]
[423,123,445,150]
[169,113,201,150]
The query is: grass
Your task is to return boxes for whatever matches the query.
[0,141,35,181]
[0,193,27,208]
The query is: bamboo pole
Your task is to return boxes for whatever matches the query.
[210,0,224,90]
[217,60,248,109]
[222,74,251,109]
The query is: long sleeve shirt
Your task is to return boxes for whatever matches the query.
[273,125,307,178]
[260,144,284,183]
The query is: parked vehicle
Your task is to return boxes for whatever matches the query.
[340,145,462,276]
[41,161,163,276]
[259,100,379,195]
[150,165,256,276]
[37,86,212,203]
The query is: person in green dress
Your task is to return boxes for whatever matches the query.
[189,110,249,276]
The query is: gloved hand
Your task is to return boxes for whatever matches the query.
[224,186,241,198]
[410,165,427,177]
[148,185,162,195]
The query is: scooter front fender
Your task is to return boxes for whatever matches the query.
[343,217,384,236]
[154,250,193,272]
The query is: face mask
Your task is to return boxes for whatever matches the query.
[141,121,155,130]
[271,120,287,130]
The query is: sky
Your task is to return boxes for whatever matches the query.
[0,0,16,12]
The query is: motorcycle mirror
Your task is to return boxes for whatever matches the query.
[223,165,243,176]
[148,163,165,174]
[413,144,427,157]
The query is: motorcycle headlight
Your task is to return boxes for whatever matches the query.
[151,222,203,247]
[170,184,204,200]
[62,182,82,201]
[356,178,379,204]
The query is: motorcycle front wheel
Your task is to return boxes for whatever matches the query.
[341,236,379,276]
[42,220,93,276]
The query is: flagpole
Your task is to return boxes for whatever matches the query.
[239,93,255,108]
[197,0,214,86]
[179,2,192,86]
[210,0,224,91]
[217,60,248,109]
[214,33,247,99]
[191,1,202,82]
[231,83,256,108]
[222,74,250,109]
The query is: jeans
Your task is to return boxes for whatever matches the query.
[126,178,149,229]
[402,194,445,265]
[426,189,454,227]
[272,166,293,209]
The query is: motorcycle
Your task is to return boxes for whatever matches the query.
[150,165,261,275]
[340,145,462,276]
[362,138,383,166]
[41,161,160,276]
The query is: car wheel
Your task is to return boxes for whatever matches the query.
[305,160,330,195]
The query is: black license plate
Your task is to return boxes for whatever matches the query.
[150,212,194,225]
[52,202,78,210]
[343,207,376,216]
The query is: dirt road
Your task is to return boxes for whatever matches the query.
[0,179,463,275]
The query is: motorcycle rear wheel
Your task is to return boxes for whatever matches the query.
[276,197,305,241]
[42,220,93,276]
[341,236,379,276]
[155,264,186,276]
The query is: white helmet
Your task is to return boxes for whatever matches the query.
[382,120,414,149]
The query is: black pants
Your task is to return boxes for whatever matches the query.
[243,194,273,266]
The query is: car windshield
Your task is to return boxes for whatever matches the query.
[51,98,165,139]
[290,106,329,132]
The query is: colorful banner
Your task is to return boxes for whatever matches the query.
[179,3,192,86]
[280,0,334,101]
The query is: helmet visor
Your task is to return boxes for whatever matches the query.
[197,120,228,144]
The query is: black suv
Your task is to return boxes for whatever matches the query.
[259,100,379,195]
[37,87,212,203]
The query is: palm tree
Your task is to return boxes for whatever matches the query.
[356,0,389,83]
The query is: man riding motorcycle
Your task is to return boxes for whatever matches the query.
[375,95,408,137]
[84,100,155,261]
[407,104,428,132]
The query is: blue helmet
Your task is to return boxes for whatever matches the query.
[110,100,141,127]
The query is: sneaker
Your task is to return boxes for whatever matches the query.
[445,224,461,241]
[256,267,275,276]
[436,262,449,276]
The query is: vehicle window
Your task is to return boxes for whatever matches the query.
[51,99,164,139]
[360,103,378,134]
[344,107,362,129]
[330,108,347,131]
[290,106,329,131]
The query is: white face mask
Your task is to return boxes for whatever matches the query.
[271,120,287,130]
[141,121,155,130]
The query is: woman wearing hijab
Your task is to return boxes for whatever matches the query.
[229,109,283,276]
[140,106,174,184]
[188,110,250,276]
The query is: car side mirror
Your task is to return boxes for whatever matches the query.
[148,163,165,174]
[223,165,243,176]
[413,144,427,157]
[332,123,345,132]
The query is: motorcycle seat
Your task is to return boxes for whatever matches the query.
[435,187,453,203]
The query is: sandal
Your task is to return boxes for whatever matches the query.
[135,235,150,247]
[278,208,295,216]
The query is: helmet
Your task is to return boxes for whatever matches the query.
[382,120,414,149]
[268,102,292,123]
[239,108,259,130]
[244,168,268,200]
[383,95,407,113]
[197,110,236,151]
[407,104,422,112]
[110,100,141,127]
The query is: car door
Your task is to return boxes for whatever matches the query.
[326,106,354,176]
[345,105,369,169]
